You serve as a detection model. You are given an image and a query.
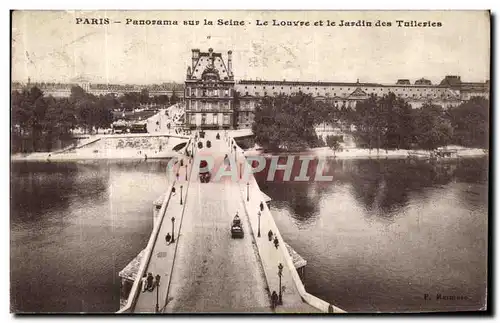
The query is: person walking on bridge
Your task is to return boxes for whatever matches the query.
[268,230,273,241]
[146,273,154,292]
[271,291,279,309]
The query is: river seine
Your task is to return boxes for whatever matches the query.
[10,157,487,312]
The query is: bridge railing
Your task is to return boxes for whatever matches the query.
[117,178,176,313]
[229,136,346,314]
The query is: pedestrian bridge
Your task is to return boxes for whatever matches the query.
[117,131,345,314]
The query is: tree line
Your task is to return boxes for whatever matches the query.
[11,85,180,153]
[252,92,489,152]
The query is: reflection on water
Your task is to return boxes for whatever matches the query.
[10,160,171,313]
[255,157,488,312]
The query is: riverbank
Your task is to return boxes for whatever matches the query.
[11,133,190,162]
[243,146,488,160]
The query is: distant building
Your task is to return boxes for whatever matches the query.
[184,48,235,129]
[180,49,489,129]
[11,80,183,98]
[415,78,432,86]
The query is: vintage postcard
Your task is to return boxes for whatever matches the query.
[10,10,490,314]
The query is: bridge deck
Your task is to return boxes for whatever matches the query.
[163,134,270,313]
[132,131,320,313]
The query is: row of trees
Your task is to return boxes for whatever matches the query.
[12,86,114,152]
[252,92,489,152]
[350,94,488,151]
[11,86,182,152]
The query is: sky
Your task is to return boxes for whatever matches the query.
[11,10,491,85]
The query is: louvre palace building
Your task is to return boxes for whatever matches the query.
[184,48,489,129]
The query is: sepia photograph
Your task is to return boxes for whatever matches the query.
[10,10,490,314]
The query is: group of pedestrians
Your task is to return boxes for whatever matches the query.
[268,229,280,249]
[260,202,280,249]
[141,272,160,292]
[259,201,281,310]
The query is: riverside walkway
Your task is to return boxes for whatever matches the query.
[123,131,343,314]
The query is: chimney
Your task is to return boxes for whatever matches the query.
[227,50,233,76]
[191,49,200,69]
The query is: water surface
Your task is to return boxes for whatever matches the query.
[10,160,170,313]
[254,157,488,312]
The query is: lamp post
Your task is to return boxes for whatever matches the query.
[257,211,261,237]
[180,185,183,205]
[171,217,176,242]
[155,274,161,313]
[246,182,249,201]
[278,263,284,305]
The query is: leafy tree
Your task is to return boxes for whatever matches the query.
[69,86,87,104]
[446,97,489,148]
[252,93,318,151]
[325,135,342,156]
[140,89,150,104]
[153,95,170,106]
[378,92,414,150]
[414,103,453,150]
[351,94,380,150]
[170,92,180,105]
